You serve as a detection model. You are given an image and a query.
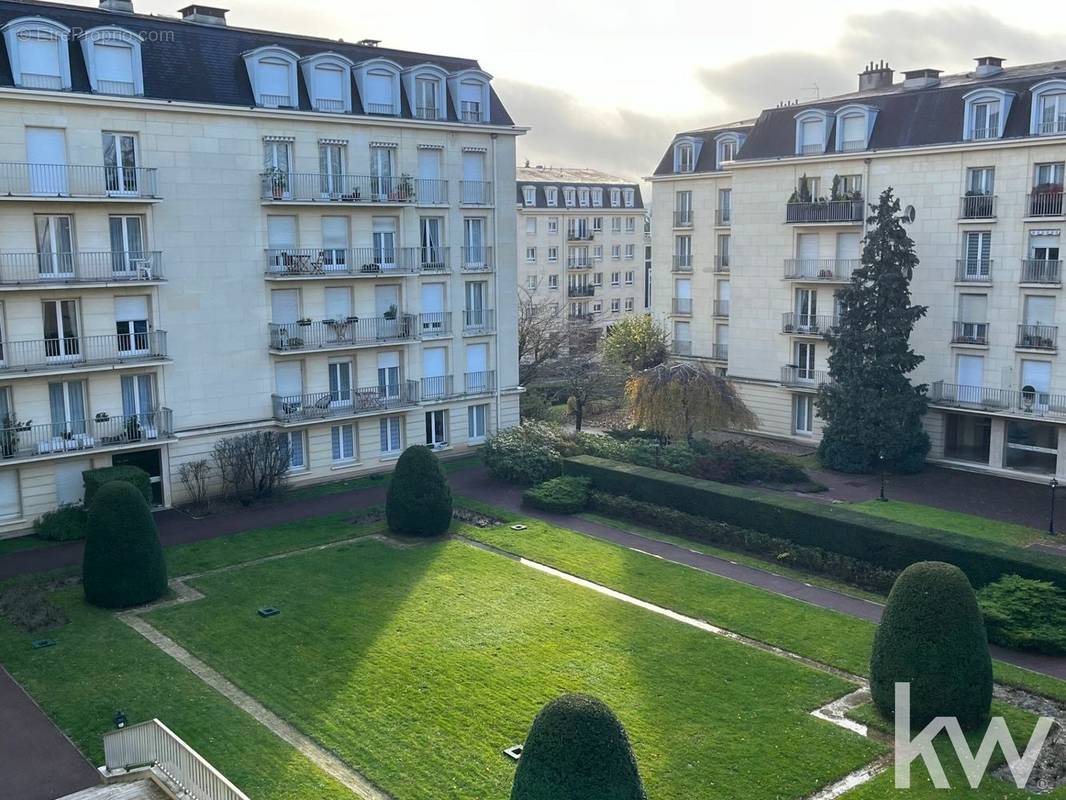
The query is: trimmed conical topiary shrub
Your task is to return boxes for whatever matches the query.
[82,481,167,609]
[385,445,452,537]
[511,693,646,800]
[871,561,992,729]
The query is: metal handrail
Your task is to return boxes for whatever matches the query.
[781,313,838,334]
[1,408,172,460]
[0,331,167,373]
[0,251,162,284]
[785,199,863,223]
[272,383,418,422]
[260,172,417,203]
[1021,259,1062,284]
[929,380,1066,418]
[268,316,416,351]
[783,258,858,280]
[0,162,159,199]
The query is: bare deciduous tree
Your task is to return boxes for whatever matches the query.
[177,458,212,510]
[212,431,291,505]
[518,293,565,385]
[543,349,625,431]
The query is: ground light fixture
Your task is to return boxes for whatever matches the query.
[503,744,523,761]
[1050,477,1059,537]
[878,451,887,502]
[257,607,281,618]
[113,710,127,729]
[30,639,56,649]
[510,524,528,531]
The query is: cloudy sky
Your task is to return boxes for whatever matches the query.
[125,1,1066,181]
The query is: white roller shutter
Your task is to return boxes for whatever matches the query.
[275,361,303,396]
[325,287,351,318]
[114,295,148,321]
[421,283,444,313]
[423,347,446,378]
[55,458,90,506]
[96,43,133,85]
[271,289,299,323]
[465,342,488,373]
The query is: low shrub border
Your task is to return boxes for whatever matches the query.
[587,491,898,592]
[566,456,1066,589]
[523,477,592,515]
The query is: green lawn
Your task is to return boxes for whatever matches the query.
[147,536,880,800]
[848,499,1048,548]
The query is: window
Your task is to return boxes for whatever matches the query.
[36,215,74,276]
[328,357,353,404]
[42,299,80,361]
[563,187,576,207]
[1031,80,1066,135]
[318,142,346,197]
[718,138,735,163]
[468,404,488,441]
[962,231,992,279]
[80,27,143,96]
[526,275,537,290]
[673,138,700,173]
[611,217,622,234]
[523,186,536,206]
[610,298,621,313]
[592,272,603,286]
[793,395,814,435]
[300,53,354,113]
[263,138,292,178]
[377,351,401,398]
[114,295,149,355]
[102,132,140,194]
[592,300,602,313]
[547,216,559,233]
[370,144,396,198]
[426,410,448,447]
[592,188,603,207]
[794,110,828,154]
[592,216,603,232]
[354,58,401,115]
[463,151,487,204]
[526,217,537,235]
[3,18,72,90]
[109,215,145,275]
[718,189,732,223]
[449,69,490,122]
[967,166,994,195]
[625,217,636,233]
[624,245,635,260]
[243,46,299,108]
[624,298,634,312]
[331,424,356,462]
[623,188,635,208]
[548,274,559,289]
[611,271,620,286]
[415,76,442,119]
[611,245,621,261]
[380,416,403,454]
[593,245,603,261]
[546,187,558,207]
[0,468,19,519]
[962,88,1014,141]
[578,188,590,207]
[839,174,862,196]
[402,64,447,120]
[526,247,536,263]
[624,270,634,284]
[1005,420,1057,474]
[971,101,998,140]
[547,246,558,262]
[832,105,877,152]
[287,431,306,470]
[610,188,621,207]
[48,380,86,435]
[794,341,816,380]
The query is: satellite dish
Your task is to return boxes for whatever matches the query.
[904,205,917,223]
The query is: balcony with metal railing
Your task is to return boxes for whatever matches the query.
[1017,324,1058,351]
[711,344,729,361]
[1021,259,1062,285]
[313,98,346,113]
[929,380,1066,419]
[264,247,421,278]
[959,194,996,219]
[952,321,990,346]
[567,230,595,242]
[0,331,168,377]
[785,199,863,224]
[1027,190,1065,217]
[417,312,452,338]
[268,316,417,353]
[0,163,160,201]
[463,308,495,334]
[783,258,858,281]
[955,259,993,283]
[568,284,595,298]
[464,370,496,394]
[273,383,418,423]
[671,297,692,315]
[714,254,731,273]
[415,105,441,120]
[1038,119,1066,136]
[420,375,455,401]
[781,313,838,335]
[260,172,419,204]
[671,340,692,356]
[673,210,693,228]
[672,254,693,272]
[781,365,831,388]
[713,300,730,317]
[460,181,493,206]
[0,250,163,286]
[460,246,494,272]
[0,408,173,463]
[567,255,593,270]
[365,102,397,116]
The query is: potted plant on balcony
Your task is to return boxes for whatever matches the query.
[268,167,287,200]
[125,416,142,442]
[1,413,28,458]
[396,173,415,202]
[1031,182,1064,215]
[297,317,312,327]
[964,188,992,218]
[383,304,398,321]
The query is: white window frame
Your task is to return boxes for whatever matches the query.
[563,186,576,207]
[467,403,488,441]
[331,423,357,463]
[592,188,603,207]
[833,104,878,152]
[242,45,300,108]
[79,26,144,96]
[525,246,536,263]
[2,17,72,91]
[547,274,559,289]
[545,187,558,207]
[1030,79,1066,136]
[794,109,830,155]
[522,185,536,206]
[547,246,558,262]
[354,57,402,116]
[623,188,635,208]
[426,409,448,447]
[962,88,1015,141]
[714,131,745,167]
[380,415,404,455]
[673,136,701,173]
[287,430,306,470]
[300,52,355,113]
[401,63,448,121]
[447,68,492,123]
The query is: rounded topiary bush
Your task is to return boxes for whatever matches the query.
[385,445,452,537]
[871,561,992,729]
[82,481,167,609]
[511,693,646,800]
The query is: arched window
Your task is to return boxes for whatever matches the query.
[794,109,830,155]
[2,17,72,91]
[672,136,702,173]
[447,69,491,123]
[962,88,1014,141]
[243,46,299,108]
[299,53,354,113]
[714,132,746,167]
[79,26,144,96]
[401,64,448,121]
[354,58,401,116]
[833,104,878,152]
[1030,80,1066,136]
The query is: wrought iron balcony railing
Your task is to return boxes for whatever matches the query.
[260,172,418,204]
[929,380,1066,419]
[781,365,831,387]
[463,308,495,333]
[0,408,172,460]
[268,316,417,351]
[783,258,858,281]
[960,194,996,219]
[0,331,167,375]
[272,384,418,422]
[781,313,838,335]
[785,199,863,224]
[459,181,493,205]
[0,162,159,199]
[955,259,993,282]
[1021,259,1062,285]
[0,251,162,284]
[1017,324,1058,351]
[952,321,989,345]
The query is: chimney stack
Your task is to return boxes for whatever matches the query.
[178,5,229,26]
[902,68,942,89]
[99,0,134,12]
[858,60,894,93]
[975,56,1005,78]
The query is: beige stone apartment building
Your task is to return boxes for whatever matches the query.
[652,57,1066,481]
[516,166,644,332]
[0,0,523,533]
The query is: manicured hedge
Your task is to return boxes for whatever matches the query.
[565,456,1066,590]
[82,465,152,507]
[522,477,591,515]
[32,505,88,541]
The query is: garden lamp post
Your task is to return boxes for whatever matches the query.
[1050,477,1059,537]
[878,451,887,502]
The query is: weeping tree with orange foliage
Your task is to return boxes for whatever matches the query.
[625,361,756,443]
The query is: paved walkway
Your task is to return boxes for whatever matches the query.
[0,665,100,800]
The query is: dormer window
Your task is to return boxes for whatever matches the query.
[2,17,72,91]
[1030,80,1066,136]
[673,137,701,173]
[354,58,401,116]
[563,187,576,207]
[243,46,299,108]
[592,188,603,207]
[714,131,745,168]
[610,188,621,207]
[545,186,558,207]
[833,105,877,152]
[79,27,143,96]
[623,188,635,208]
[794,109,829,155]
[300,53,354,113]
[962,88,1014,141]
[522,185,535,206]
[447,69,492,123]
[402,64,448,121]
[578,188,590,207]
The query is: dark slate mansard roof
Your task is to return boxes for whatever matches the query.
[514,181,645,210]
[0,0,514,125]
[653,60,1066,175]
[651,124,753,176]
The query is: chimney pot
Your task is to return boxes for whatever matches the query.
[99,0,134,11]
[179,5,229,25]
[902,68,942,89]
[975,56,1005,78]
[858,60,894,93]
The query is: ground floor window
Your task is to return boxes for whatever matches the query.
[425,410,448,447]
[380,416,403,455]
[468,404,488,441]
[331,424,356,463]
[1004,419,1058,474]
[944,413,990,464]
[0,469,19,519]
[287,430,306,470]
[793,394,813,435]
